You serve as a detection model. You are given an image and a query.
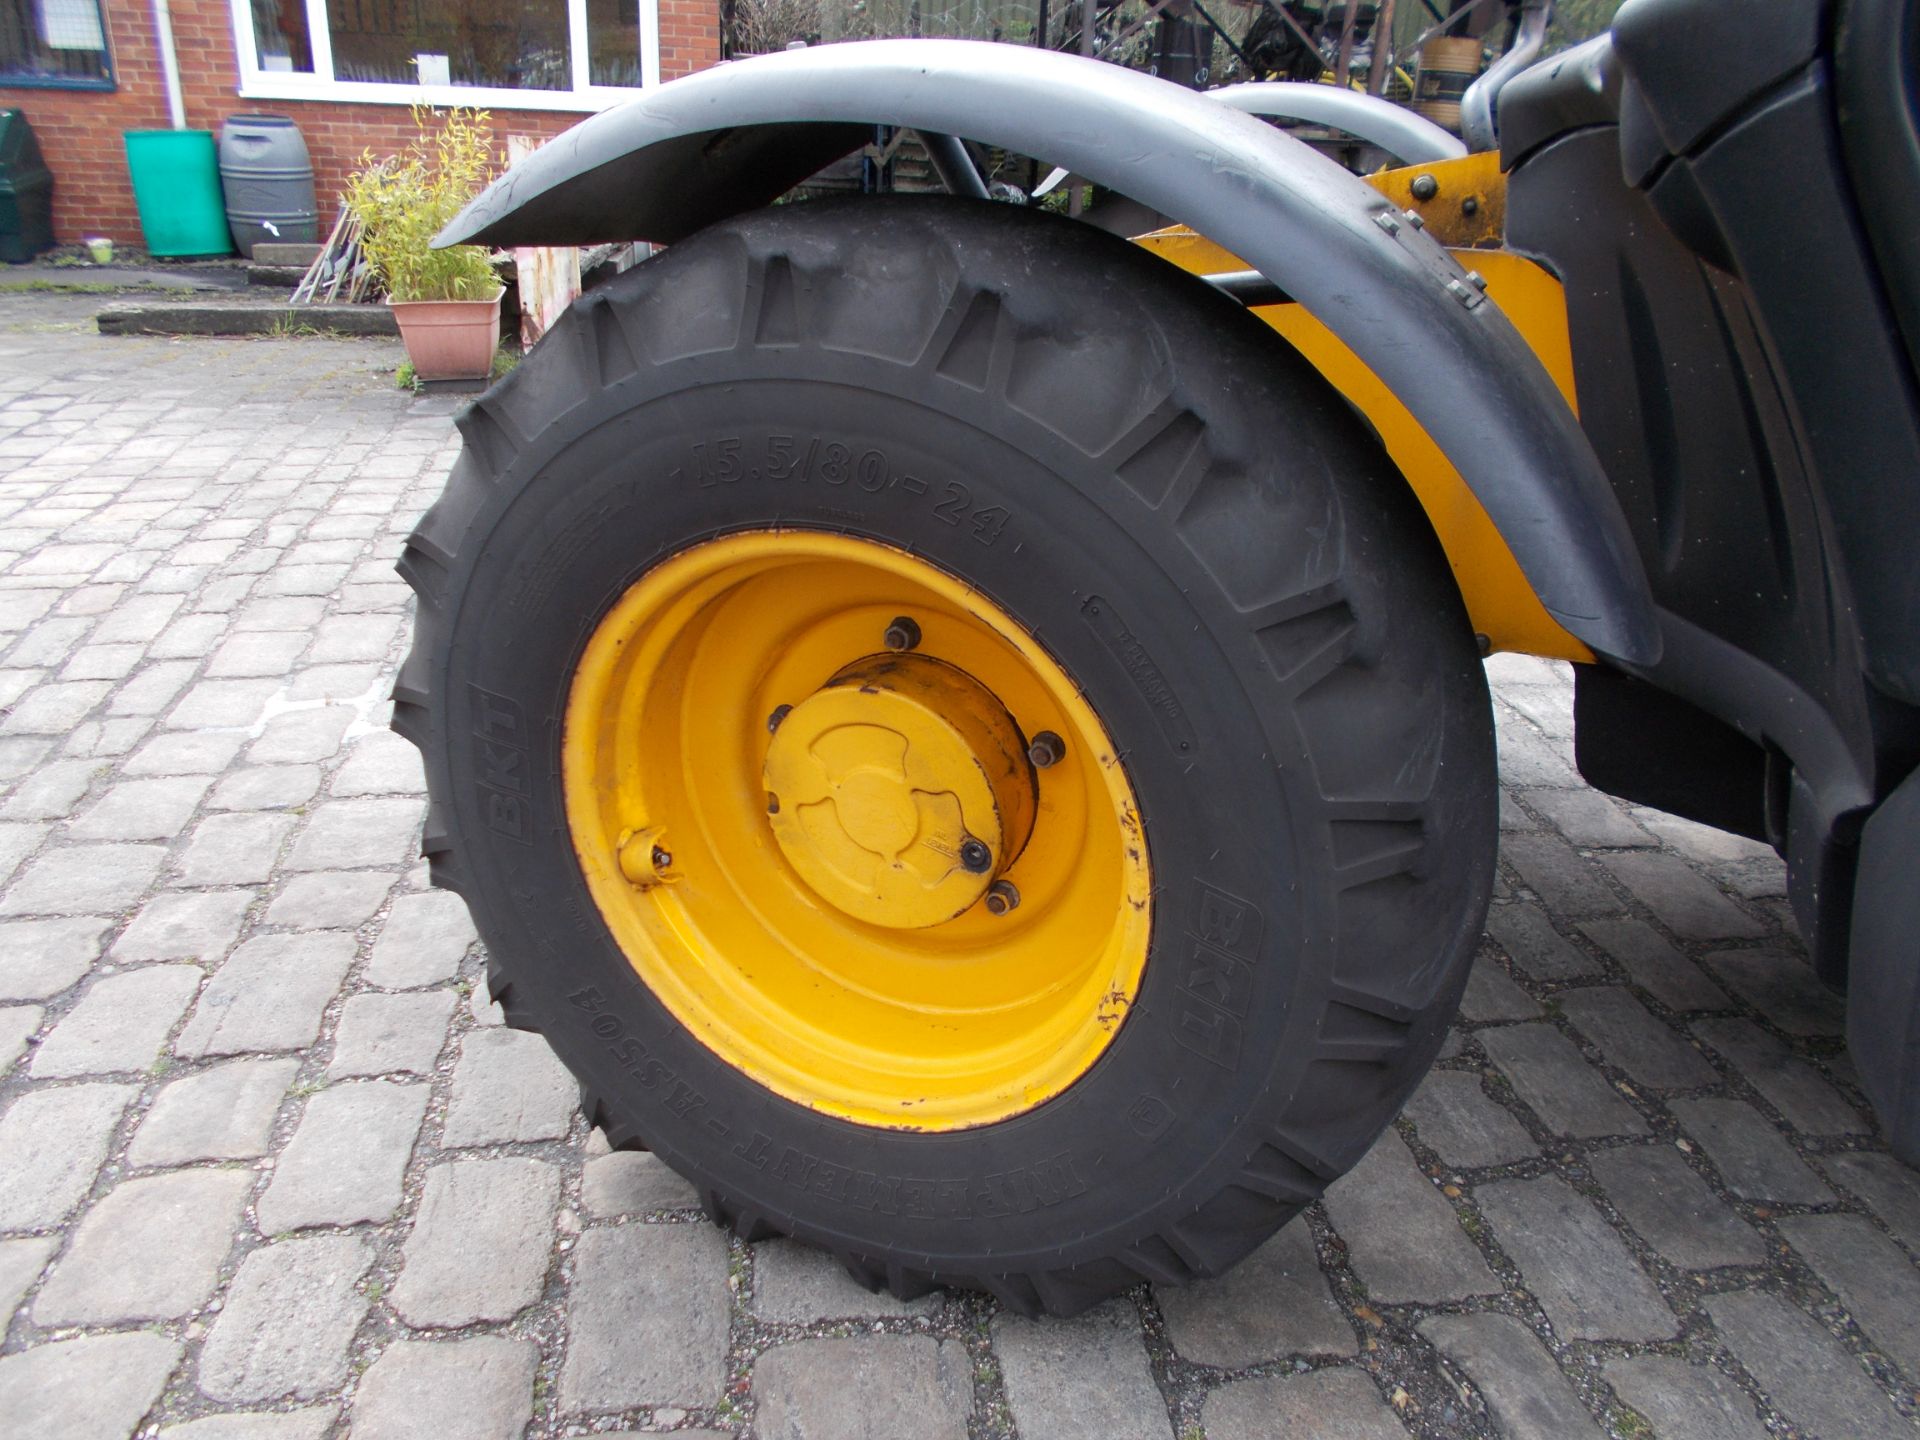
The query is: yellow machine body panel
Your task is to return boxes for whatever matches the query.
[1135,155,1593,662]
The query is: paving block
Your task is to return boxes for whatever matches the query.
[113,890,254,962]
[1604,1356,1768,1440]
[0,916,108,1000]
[264,870,392,930]
[1157,1220,1352,1366]
[256,1080,429,1231]
[175,933,355,1057]
[559,1223,730,1412]
[0,1082,136,1227]
[441,1028,578,1146]
[327,990,454,1077]
[1419,1312,1602,1440]
[1669,1098,1833,1205]
[129,1056,299,1165]
[1401,1069,1538,1169]
[0,1332,182,1440]
[753,1335,970,1440]
[1705,1288,1910,1440]
[31,963,201,1077]
[1589,1144,1766,1269]
[994,1300,1172,1440]
[1475,1175,1676,1340]
[581,1150,700,1217]
[33,1169,250,1324]
[1556,985,1718,1090]
[389,1158,558,1326]
[197,1235,373,1403]
[1479,1023,1647,1137]
[1692,1019,1867,1134]
[364,890,476,988]
[1323,1130,1499,1304]
[349,1338,537,1440]
[1206,1368,1410,1440]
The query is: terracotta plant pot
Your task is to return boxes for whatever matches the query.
[389,288,503,382]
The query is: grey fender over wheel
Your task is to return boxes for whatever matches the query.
[396,198,1498,1316]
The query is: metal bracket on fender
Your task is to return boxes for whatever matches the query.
[440,40,1659,664]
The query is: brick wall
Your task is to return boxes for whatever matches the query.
[1,0,720,245]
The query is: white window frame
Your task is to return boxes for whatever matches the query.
[229,0,661,112]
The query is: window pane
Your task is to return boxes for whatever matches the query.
[586,0,641,86]
[327,0,572,90]
[0,0,112,86]
[252,0,315,72]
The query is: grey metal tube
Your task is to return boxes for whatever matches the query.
[1459,0,1553,153]
[916,131,993,201]
[1208,82,1466,164]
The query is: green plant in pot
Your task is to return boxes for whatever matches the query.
[345,107,502,383]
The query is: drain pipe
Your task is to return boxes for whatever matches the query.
[151,0,188,130]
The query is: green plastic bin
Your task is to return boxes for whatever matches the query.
[124,130,232,258]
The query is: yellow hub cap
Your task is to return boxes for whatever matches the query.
[562,531,1152,1130]
[763,654,1037,929]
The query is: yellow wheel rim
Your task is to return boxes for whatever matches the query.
[562,530,1152,1130]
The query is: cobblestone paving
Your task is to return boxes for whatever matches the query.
[1,304,1917,1439]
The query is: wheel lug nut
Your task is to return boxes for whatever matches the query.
[958,837,992,873]
[1027,730,1066,768]
[883,615,921,652]
[618,829,673,889]
[767,704,792,733]
[985,880,1021,915]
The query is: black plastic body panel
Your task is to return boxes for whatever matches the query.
[1850,760,1920,1161]
[1506,0,1920,985]
[1837,0,1920,378]
[1574,667,1768,842]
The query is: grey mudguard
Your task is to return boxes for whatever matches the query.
[439,40,1658,663]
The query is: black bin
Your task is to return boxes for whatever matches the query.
[0,111,54,264]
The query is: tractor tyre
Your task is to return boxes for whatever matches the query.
[395,196,1497,1317]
